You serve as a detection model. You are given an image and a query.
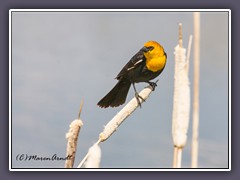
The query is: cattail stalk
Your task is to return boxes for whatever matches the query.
[172,23,191,168]
[65,100,84,168]
[78,83,156,168]
[77,140,101,168]
[99,83,156,142]
[83,144,101,168]
[191,12,200,168]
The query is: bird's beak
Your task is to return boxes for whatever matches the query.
[141,46,149,52]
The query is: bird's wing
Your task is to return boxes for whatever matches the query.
[116,50,146,80]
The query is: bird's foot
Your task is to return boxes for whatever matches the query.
[135,92,145,108]
[147,82,157,91]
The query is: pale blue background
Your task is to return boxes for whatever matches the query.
[11,11,229,168]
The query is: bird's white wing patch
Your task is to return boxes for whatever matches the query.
[127,59,143,71]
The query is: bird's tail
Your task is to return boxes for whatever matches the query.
[97,80,131,108]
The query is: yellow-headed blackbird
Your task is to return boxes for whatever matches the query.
[97,41,167,108]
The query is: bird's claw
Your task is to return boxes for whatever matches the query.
[148,81,157,91]
[135,92,145,108]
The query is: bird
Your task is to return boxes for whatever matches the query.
[97,41,167,108]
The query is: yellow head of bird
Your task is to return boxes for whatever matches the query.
[143,41,165,58]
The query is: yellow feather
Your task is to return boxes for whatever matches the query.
[143,41,167,72]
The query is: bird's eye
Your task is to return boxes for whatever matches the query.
[147,46,154,51]
[141,46,154,52]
